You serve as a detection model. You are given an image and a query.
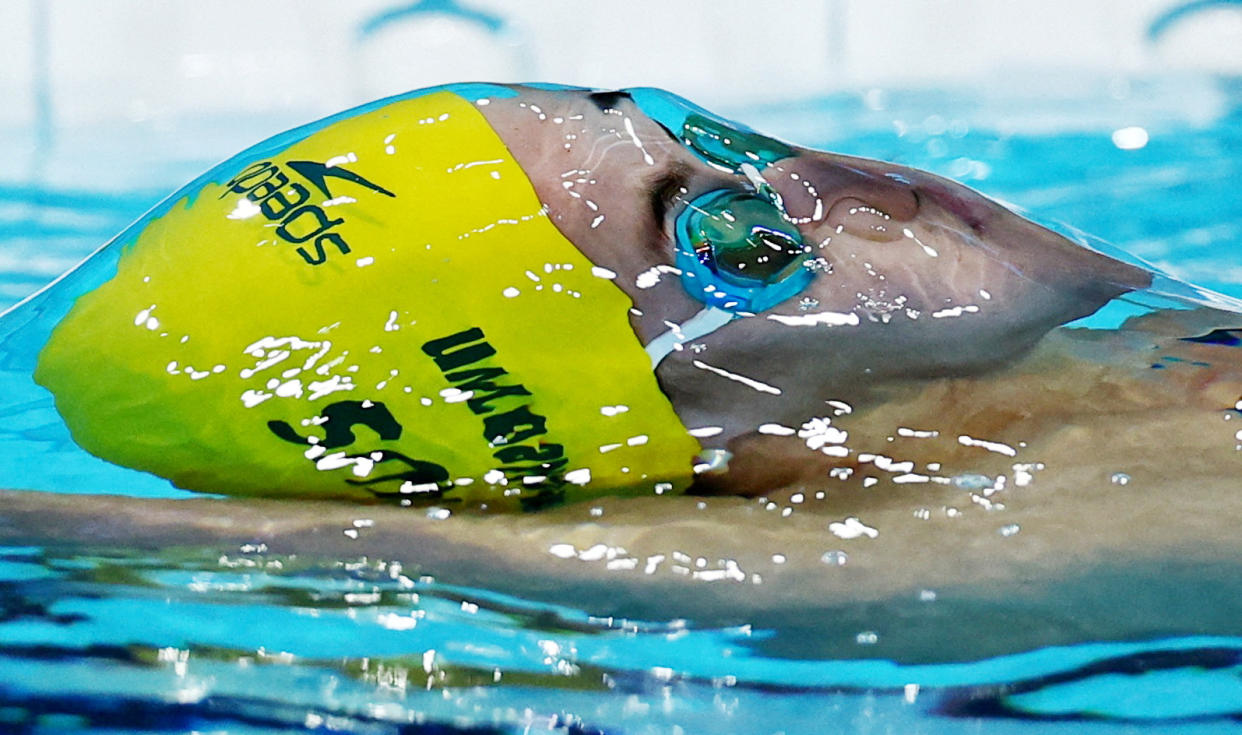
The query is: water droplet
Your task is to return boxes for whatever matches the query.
[904,683,920,703]
[952,473,992,490]
[1110,472,1131,486]
[856,631,879,645]
[821,550,848,566]
[998,523,1020,537]
[802,257,831,273]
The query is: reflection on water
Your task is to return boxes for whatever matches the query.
[5,541,1242,734]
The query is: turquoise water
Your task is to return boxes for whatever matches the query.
[3,77,1242,732]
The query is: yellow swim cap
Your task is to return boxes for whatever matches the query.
[35,90,698,510]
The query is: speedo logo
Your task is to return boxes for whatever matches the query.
[219,159,395,266]
[422,327,569,510]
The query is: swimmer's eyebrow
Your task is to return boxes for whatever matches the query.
[587,89,681,144]
[587,90,633,111]
[646,162,692,227]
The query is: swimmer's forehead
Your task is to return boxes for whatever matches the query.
[497,85,798,173]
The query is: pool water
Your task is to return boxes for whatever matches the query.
[3,76,1242,733]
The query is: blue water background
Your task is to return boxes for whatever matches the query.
[3,76,1242,732]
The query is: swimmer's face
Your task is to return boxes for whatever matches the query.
[478,87,1152,430]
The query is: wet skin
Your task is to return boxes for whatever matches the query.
[476,86,1152,491]
[4,86,1242,657]
[15,83,1165,502]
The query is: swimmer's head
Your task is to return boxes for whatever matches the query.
[30,82,1157,505]
[476,86,1153,435]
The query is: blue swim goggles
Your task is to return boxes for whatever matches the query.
[643,179,816,368]
[627,88,821,366]
[673,183,813,314]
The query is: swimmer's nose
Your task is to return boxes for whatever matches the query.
[852,159,1153,294]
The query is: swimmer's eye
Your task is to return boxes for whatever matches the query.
[688,196,803,285]
[674,190,815,313]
